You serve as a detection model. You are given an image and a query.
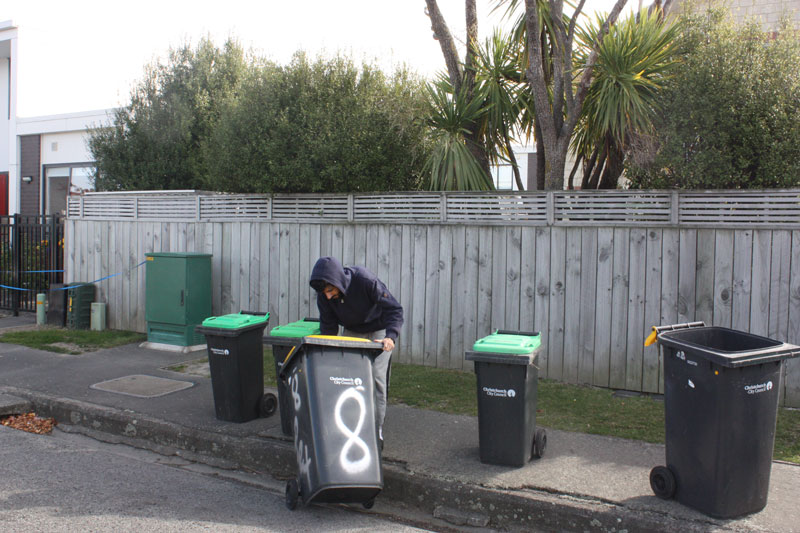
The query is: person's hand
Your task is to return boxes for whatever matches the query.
[381,337,395,352]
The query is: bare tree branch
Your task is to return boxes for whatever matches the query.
[568,0,587,43]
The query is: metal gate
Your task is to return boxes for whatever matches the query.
[0,215,65,314]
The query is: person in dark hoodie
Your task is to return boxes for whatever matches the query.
[309,256,403,447]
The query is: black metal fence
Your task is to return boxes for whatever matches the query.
[0,215,65,314]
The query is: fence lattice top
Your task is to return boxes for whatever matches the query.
[66,190,800,228]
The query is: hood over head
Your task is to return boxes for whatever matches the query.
[309,256,350,295]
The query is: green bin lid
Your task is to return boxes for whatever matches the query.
[269,319,321,338]
[471,331,541,354]
[201,312,269,330]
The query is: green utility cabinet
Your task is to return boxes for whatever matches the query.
[145,252,212,346]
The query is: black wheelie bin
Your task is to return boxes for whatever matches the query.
[281,335,385,511]
[195,312,276,423]
[263,318,321,436]
[649,322,800,518]
[465,330,547,466]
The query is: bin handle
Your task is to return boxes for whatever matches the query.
[645,321,706,347]
[495,329,540,337]
[240,310,268,316]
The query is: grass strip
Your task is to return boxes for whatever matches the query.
[0,328,146,354]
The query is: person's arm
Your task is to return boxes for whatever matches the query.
[316,293,340,335]
[370,280,404,348]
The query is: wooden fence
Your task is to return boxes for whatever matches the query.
[65,190,800,406]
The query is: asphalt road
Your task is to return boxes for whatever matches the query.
[0,425,432,532]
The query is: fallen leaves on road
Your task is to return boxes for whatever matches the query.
[1,412,57,434]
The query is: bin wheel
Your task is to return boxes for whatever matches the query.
[260,393,278,418]
[532,428,547,459]
[650,466,676,500]
[363,498,375,510]
[285,478,299,510]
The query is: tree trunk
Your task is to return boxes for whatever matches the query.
[581,147,600,189]
[535,120,546,190]
[568,155,583,190]
[587,141,609,189]
[466,130,491,177]
[425,0,464,93]
[524,0,630,191]
[544,138,568,190]
[598,144,624,188]
[504,135,524,191]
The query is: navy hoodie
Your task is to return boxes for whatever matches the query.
[309,257,404,341]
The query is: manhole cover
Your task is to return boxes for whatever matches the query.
[90,375,194,398]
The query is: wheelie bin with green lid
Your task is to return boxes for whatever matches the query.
[263,318,321,435]
[281,335,384,511]
[648,322,800,518]
[465,330,547,466]
[195,312,276,423]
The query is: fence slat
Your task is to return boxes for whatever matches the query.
[732,230,753,332]
[547,227,567,381]
[785,231,800,406]
[643,229,662,393]
[769,231,792,342]
[505,227,522,333]
[397,225,414,364]
[519,227,536,337]
[477,227,494,343]
[287,224,300,323]
[410,226,427,366]
[579,227,597,385]
[437,226,453,368]
[660,229,680,393]
[462,227,481,371]
[626,229,647,392]
[449,226,467,370]
[491,227,508,332]
[534,227,551,377]
[424,226,441,366]
[695,230,716,326]
[713,230,734,328]
[563,229,582,383]
[677,229,697,324]
[594,228,614,388]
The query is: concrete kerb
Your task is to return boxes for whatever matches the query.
[0,393,33,416]
[1,386,296,477]
[2,385,736,533]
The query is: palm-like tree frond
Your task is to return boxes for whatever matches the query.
[424,79,496,191]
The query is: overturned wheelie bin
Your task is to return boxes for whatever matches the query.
[263,318,322,436]
[648,322,800,518]
[280,335,385,510]
[466,330,546,466]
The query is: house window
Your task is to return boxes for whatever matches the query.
[43,164,95,215]
[492,163,515,190]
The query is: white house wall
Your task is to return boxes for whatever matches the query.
[41,131,94,165]
[1,21,19,214]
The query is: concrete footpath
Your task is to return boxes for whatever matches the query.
[1,313,798,532]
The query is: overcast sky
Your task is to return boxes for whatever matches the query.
[3,0,630,117]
